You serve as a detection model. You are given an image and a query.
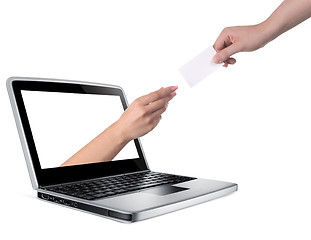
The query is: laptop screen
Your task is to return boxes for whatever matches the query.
[10,79,148,187]
[21,90,139,169]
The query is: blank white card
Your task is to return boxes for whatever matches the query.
[179,46,222,87]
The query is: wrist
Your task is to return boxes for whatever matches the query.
[111,120,131,146]
[259,12,286,46]
[255,21,275,48]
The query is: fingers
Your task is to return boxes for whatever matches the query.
[139,86,178,105]
[145,93,174,113]
[213,27,242,64]
[147,97,171,129]
[149,115,162,131]
[213,28,230,52]
[213,43,241,64]
[137,86,177,132]
[223,57,236,67]
[147,107,165,130]
[227,58,236,64]
[150,104,167,119]
[120,86,177,141]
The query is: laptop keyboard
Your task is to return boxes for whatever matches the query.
[46,171,196,200]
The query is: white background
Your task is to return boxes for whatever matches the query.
[1,0,311,239]
[21,91,138,168]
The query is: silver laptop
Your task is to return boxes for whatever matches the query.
[7,76,237,223]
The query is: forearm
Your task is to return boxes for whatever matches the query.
[60,86,177,167]
[261,0,311,44]
[61,121,129,167]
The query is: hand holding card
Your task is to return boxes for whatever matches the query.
[179,46,222,87]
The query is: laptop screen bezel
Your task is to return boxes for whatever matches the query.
[12,79,149,187]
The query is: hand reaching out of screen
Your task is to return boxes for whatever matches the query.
[116,86,178,142]
[60,86,178,167]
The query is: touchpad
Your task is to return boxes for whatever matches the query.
[144,186,189,196]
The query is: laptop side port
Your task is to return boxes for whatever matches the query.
[41,194,49,200]
[37,192,133,222]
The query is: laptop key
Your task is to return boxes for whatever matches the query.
[93,193,109,198]
[83,195,96,200]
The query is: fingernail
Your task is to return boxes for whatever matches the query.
[171,91,177,96]
[212,54,222,64]
[170,86,178,92]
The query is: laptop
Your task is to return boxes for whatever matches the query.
[7,76,237,222]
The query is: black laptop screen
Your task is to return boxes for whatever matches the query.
[12,80,149,187]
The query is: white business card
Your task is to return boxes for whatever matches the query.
[179,46,222,87]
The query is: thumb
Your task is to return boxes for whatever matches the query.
[213,44,241,64]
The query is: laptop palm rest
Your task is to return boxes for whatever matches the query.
[143,186,189,196]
